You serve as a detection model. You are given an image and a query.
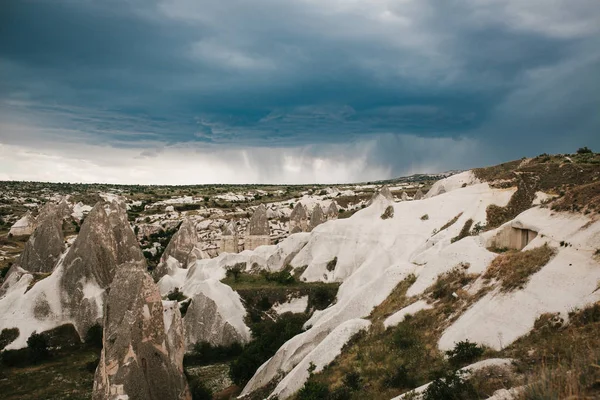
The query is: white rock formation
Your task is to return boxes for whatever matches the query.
[245,204,270,250]
[308,204,325,232]
[8,212,34,236]
[289,202,309,233]
[182,279,251,348]
[219,220,240,254]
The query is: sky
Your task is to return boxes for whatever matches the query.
[1,0,599,184]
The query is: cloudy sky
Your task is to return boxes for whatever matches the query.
[1,0,599,184]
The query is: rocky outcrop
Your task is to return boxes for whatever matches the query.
[245,204,270,250]
[414,188,424,200]
[308,205,325,231]
[183,292,250,348]
[59,199,146,337]
[326,202,338,220]
[289,203,309,233]
[161,219,198,267]
[367,186,394,205]
[37,197,72,225]
[93,265,190,400]
[401,191,409,201]
[220,220,239,254]
[154,219,201,279]
[8,211,34,236]
[16,206,65,274]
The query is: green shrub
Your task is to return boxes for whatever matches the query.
[445,340,484,368]
[307,286,337,310]
[167,287,187,302]
[229,313,307,385]
[84,323,103,349]
[0,348,30,367]
[187,374,213,400]
[257,296,273,311]
[384,364,416,388]
[225,263,244,281]
[423,369,477,400]
[0,327,19,350]
[342,371,361,391]
[184,341,243,366]
[393,320,419,350]
[27,332,50,363]
[297,381,330,400]
[263,269,295,285]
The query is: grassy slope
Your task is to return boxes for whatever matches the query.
[0,347,99,400]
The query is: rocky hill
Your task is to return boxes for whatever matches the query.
[0,151,599,399]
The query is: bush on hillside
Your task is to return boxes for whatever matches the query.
[229,313,307,385]
[307,285,337,310]
[263,269,295,285]
[423,369,477,400]
[384,364,417,389]
[297,381,330,400]
[445,340,484,368]
[184,341,243,366]
[27,332,50,363]
[0,327,19,350]
[167,287,187,302]
[225,263,244,282]
[342,371,362,391]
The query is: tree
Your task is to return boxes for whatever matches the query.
[577,146,593,154]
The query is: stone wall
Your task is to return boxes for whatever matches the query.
[488,224,538,251]
[220,235,239,254]
[245,235,270,251]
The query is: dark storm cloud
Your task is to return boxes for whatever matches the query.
[1,0,599,180]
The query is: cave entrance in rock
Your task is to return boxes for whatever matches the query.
[513,227,537,250]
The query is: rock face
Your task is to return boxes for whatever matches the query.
[367,186,394,205]
[414,189,424,200]
[183,291,250,348]
[16,206,65,274]
[8,211,34,236]
[37,197,72,225]
[289,203,309,233]
[401,191,409,201]
[219,220,239,254]
[59,199,146,337]
[154,219,201,279]
[245,204,270,250]
[308,205,325,231]
[326,202,338,220]
[161,219,198,267]
[93,265,190,400]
